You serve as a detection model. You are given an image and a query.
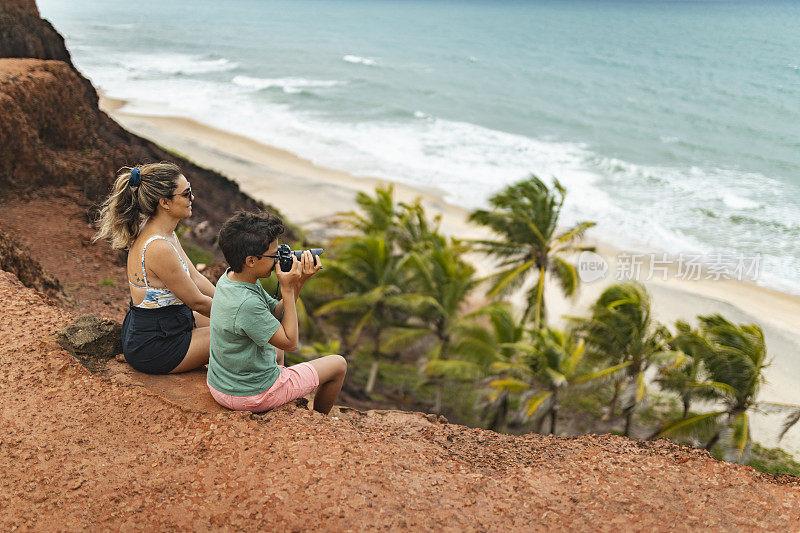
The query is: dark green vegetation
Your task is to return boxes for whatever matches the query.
[193,175,800,476]
[745,443,800,477]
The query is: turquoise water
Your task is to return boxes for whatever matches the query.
[38,0,800,293]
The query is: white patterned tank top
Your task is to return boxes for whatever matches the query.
[128,233,191,309]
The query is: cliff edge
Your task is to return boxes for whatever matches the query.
[2,269,799,530]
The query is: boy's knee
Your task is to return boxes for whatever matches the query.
[330,354,347,375]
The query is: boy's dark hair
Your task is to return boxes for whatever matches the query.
[218,211,285,272]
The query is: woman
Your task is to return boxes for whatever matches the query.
[95,162,215,374]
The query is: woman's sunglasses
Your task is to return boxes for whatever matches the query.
[171,186,193,199]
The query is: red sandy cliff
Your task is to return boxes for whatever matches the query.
[2,269,799,530]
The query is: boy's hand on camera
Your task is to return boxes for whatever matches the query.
[300,250,322,282]
[275,254,303,292]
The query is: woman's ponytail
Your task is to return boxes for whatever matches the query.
[94,162,182,249]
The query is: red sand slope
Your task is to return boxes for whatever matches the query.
[1,269,799,531]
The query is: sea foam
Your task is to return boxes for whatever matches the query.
[343,55,377,66]
[232,76,343,93]
[723,194,760,210]
[115,52,238,76]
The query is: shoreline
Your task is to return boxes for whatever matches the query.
[100,95,800,453]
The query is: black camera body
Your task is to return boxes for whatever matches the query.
[277,244,323,272]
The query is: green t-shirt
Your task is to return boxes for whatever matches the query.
[207,269,282,396]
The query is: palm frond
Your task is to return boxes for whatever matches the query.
[687,381,737,398]
[731,411,749,462]
[550,256,578,297]
[524,391,553,417]
[779,409,800,441]
[649,350,685,366]
[563,338,585,376]
[486,260,535,297]
[491,361,533,376]
[544,368,567,388]
[424,359,483,381]
[757,402,800,441]
[572,361,632,385]
[635,371,646,403]
[380,327,433,353]
[467,239,526,258]
[383,293,442,314]
[553,221,596,246]
[349,309,376,345]
[314,295,369,316]
[656,410,727,439]
[489,378,531,393]
[499,341,539,353]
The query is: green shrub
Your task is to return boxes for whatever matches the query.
[746,443,800,477]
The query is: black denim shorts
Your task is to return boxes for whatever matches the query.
[121,302,195,374]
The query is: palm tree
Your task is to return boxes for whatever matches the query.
[381,236,477,357]
[315,234,430,393]
[651,315,800,463]
[468,174,595,329]
[570,282,678,436]
[654,314,780,462]
[381,236,477,412]
[341,192,478,405]
[424,302,526,431]
[491,327,631,434]
[300,339,342,359]
[323,187,460,394]
[654,320,735,421]
[394,199,443,255]
[340,185,439,253]
[340,185,399,238]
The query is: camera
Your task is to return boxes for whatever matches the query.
[277,244,323,272]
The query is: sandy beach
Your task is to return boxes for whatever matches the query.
[102,96,800,455]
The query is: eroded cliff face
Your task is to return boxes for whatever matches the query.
[0,227,64,301]
[0,59,124,196]
[0,0,71,65]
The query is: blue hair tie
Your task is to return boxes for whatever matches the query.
[129,167,142,188]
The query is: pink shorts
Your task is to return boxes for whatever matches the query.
[207,362,319,413]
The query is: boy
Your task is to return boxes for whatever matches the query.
[207,211,346,414]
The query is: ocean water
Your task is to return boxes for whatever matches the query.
[38,0,800,294]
